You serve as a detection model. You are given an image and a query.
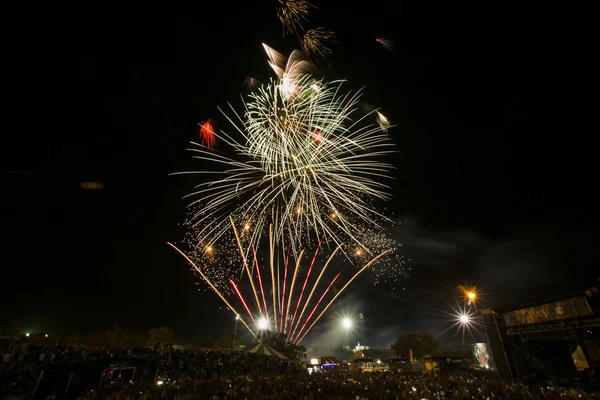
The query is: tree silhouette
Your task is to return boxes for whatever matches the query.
[392,331,438,360]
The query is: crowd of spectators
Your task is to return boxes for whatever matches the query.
[1,340,594,399]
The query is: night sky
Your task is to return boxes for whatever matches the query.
[2,1,596,352]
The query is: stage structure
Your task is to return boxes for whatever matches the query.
[479,287,600,382]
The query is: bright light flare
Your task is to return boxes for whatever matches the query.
[436,300,482,347]
[343,318,351,328]
[258,318,268,330]
[458,285,481,306]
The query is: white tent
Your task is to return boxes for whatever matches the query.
[247,342,288,359]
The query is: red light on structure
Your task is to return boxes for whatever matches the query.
[109,370,114,375]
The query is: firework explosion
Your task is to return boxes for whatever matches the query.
[171,0,407,343]
[199,120,216,149]
[244,76,261,92]
[277,0,311,37]
[347,225,407,293]
[182,206,405,296]
[301,28,336,58]
[176,45,396,256]
[170,221,392,343]
[376,36,396,52]
[376,111,391,133]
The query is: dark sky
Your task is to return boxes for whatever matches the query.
[2,1,596,352]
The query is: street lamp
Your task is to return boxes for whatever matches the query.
[467,292,476,306]
[458,285,479,307]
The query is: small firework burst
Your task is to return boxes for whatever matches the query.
[244,76,261,92]
[376,111,391,132]
[262,43,313,100]
[277,0,311,37]
[376,36,396,52]
[199,120,216,149]
[343,217,407,293]
[301,27,336,58]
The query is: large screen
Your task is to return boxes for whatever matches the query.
[472,343,492,369]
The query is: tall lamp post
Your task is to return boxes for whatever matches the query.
[233,315,239,347]
[359,313,365,345]
[343,318,352,349]
[257,318,268,341]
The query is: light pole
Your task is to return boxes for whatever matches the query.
[343,318,351,349]
[257,317,268,341]
[233,315,239,347]
[359,313,365,345]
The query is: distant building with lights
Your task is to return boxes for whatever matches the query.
[345,342,392,359]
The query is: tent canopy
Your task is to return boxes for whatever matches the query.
[247,342,288,359]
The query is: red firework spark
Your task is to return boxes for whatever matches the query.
[200,120,216,149]
[280,248,290,333]
[230,279,257,326]
[293,271,342,343]
[287,238,322,340]
[251,243,269,323]
[312,129,322,145]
